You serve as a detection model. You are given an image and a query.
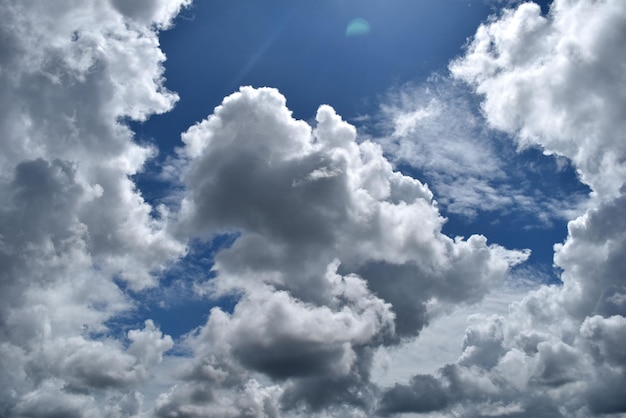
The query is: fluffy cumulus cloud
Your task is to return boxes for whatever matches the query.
[451,0,626,200]
[371,1,626,417]
[3,0,625,416]
[0,0,187,416]
[154,85,526,415]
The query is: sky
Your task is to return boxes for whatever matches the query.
[1,0,625,417]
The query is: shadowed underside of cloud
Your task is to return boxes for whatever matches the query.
[1,0,625,417]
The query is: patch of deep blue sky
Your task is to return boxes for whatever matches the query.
[129,0,588,338]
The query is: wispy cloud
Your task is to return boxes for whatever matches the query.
[373,75,588,224]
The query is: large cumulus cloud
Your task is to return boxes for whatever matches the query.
[151,86,528,415]
[178,86,526,327]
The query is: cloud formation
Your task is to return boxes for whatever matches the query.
[2,0,625,416]
[0,0,187,416]
[451,0,626,200]
[0,0,528,415]
[157,85,526,415]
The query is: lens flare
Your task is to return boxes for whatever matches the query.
[346,18,370,36]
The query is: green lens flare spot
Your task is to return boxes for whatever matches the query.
[346,18,371,36]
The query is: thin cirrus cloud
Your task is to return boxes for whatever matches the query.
[0,1,625,418]
[374,75,588,222]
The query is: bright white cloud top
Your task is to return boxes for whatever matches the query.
[0,0,624,417]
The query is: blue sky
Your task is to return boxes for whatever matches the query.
[136,1,502,151]
[2,0,626,417]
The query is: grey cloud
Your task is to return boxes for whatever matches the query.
[356,262,430,337]
[165,267,394,413]
[0,0,188,291]
[279,356,378,413]
[585,368,626,415]
[378,374,449,416]
[580,315,626,365]
[234,337,347,381]
[153,378,282,418]
[356,236,525,338]
[530,341,582,387]
[128,320,175,367]
[376,364,566,417]
[178,85,527,314]
[458,315,505,370]
[554,191,626,320]
[22,321,174,395]
[225,291,381,381]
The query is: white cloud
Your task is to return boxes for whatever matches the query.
[153,85,528,415]
[5,0,625,416]
[0,0,188,290]
[451,0,626,200]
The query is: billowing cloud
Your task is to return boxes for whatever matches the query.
[177,86,526,327]
[154,85,527,415]
[378,374,450,416]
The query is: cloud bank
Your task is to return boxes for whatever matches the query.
[1,0,625,417]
